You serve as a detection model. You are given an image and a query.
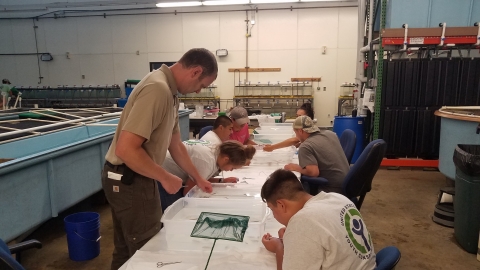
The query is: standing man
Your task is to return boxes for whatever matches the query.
[284,115,349,194]
[102,48,217,269]
[229,106,257,145]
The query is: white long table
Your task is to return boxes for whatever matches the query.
[120,158,299,270]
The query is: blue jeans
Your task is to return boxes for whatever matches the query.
[157,183,184,212]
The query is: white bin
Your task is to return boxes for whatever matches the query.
[161,198,269,239]
[251,146,296,166]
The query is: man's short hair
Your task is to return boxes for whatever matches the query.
[178,48,218,80]
[261,169,305,205]
[213,115,232,129]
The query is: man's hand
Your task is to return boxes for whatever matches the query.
[159,173,183,194]
[263,144,274,152]
[262,233,284,253]
[284,163,302,172]
[196,178,213,193]
[245,159,251,166]
[278,227,286,239]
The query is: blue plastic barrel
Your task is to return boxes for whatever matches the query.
[64,212,101,261]
[333,116,365,164]
[125,87,134,98]
[117,98,128,108]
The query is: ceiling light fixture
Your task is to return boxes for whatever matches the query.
[156,1,202,7]
[203,0,249,5]
[251,0,298,3]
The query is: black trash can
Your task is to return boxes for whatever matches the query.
[453,144,480,253]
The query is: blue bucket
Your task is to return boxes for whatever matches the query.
[64,212,101,261]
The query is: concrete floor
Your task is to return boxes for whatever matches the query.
[15,168,480,270]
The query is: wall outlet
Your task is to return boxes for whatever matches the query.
[82,75,85,79]
[323,87,326,91]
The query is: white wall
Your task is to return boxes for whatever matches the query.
[0,7,358,126]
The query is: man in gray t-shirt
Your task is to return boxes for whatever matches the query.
[284,115,349,193]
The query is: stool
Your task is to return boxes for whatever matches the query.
[432,187,455,227]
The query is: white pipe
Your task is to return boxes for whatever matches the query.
[360,44,398,52]
[44,109,84,119]
[13,95,20,109]
[355,0,366,88]
[440,22,446,46]
[31,110,70,121]
[84,123,118,126]
[0,111,121,138]
[403,24,408,50]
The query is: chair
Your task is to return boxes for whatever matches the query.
[375,246,401,270]
[339,129,356,164]
[0,238,42,270]
[300,139,387,210]
[198,125,213,139]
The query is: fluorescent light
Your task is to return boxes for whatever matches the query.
[203,0,249,5]
[156,1,202,7]
[251,0,298,3]
[300,0,340,2]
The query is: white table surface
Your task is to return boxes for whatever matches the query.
[120,155,299,270]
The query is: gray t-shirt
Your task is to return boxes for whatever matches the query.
[298,130,349,193]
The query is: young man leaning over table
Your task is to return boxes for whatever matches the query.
[261,169,376,270]
[283,115,349,194]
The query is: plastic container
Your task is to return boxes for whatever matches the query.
[161,198,269,239]
[259,122,292,127]
[253,133,295,144]
[251,146,295,165]
[453,144,480,254]
[117,98,128,108]
[253,127,293,135]
[185,183,263,200]
[64,212,101,261]
[333,116,365,164]
[125,87,134,98]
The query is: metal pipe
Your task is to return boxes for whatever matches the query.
[245,10,249,81]
[440,22,446,46]
[32,19,43,84]
[0,4,358,20]
[355,0,366,91]
[475,22,480,46]
[0,111,120,138]
[368,0,373,45]
[402,24,408,50]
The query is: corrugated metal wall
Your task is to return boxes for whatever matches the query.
[385,0,480,28]
[379,58,480,159]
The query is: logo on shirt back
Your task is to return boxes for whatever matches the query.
[340,204,373,260]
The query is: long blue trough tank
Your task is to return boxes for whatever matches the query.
[0,109,192,242]
[0,118,118,242]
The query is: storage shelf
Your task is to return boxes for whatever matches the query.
[234,95,313,99]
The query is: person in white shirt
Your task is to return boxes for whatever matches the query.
[158,140,256,211]
[261,169,376,270]
[200,115,233,145]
